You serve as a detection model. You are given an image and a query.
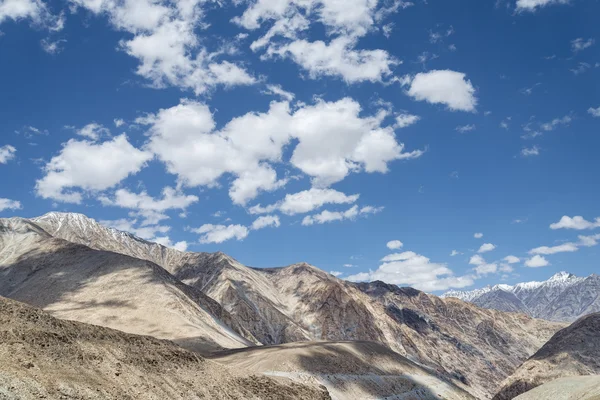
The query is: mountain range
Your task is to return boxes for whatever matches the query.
[0,212,575,398]
[443,272,600,322]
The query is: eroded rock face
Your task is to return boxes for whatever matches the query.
[494,312,600,400]
[0,296,331,400]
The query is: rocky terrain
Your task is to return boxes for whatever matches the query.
[0,212,568,398]
[493,312,600,399]
[0,295,330,400]
[210,341,475,400]
[443,272,600,322]
[0,217,257,353]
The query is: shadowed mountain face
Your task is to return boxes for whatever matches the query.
[17,212,566,398]
[0,218,257,353]
[493,312,600,400]
[443,272,600,322]
[0,295,330,400]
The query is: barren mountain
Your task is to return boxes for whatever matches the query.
[494,312,600,400]
[0,295,330,400]
[443,272,600,322]
[210,341,475,400]
[0,217,256,353]
[22,212,565,398]
[512,376,600,400]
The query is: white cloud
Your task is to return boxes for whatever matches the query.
[347,250,474,292]
[302,204,380,225]
[0,198,22,212]
[75,123,110,140]
[578,234,600,247]
[588,107,600,117]
[142,98,422,205]
[478,243,496,253]
[40,38,66,54]
[475,263,498,276]
[251,188,359,216]
[343,263,355,268]
[330,271,343,277]
[395,113,420,128]
[450,250,461,256]
[191,224,250,244]
[521,146,540,157]
[474,232,483,239]
[469,254,485,266]
[0,0,63,29]
[267,36,398,83]
[524,255,550,268]
[550,216,600,230]
[571,38,595,53]
[153,236,188,251]
[540,115,571,131]
[529,243,579,255]
[386,240,403,250]
[35,135,152,203]
[516,0,569,12]
[406,70,477,112]
[0,145,16,164]
[114,118,125,127]
[99,187,199,225]
[71,0,256,95]
[455,124,476,133]
[251,215,281,230]
[262,84,295,101]
[503,255,520,264]
[100,218,170,241]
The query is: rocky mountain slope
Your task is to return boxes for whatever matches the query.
[493,312,600,400]
[0,295,330,400]
[0,217,256,353]
[210,341,475,400]
[16,212,566,398]
[443,272,600,322]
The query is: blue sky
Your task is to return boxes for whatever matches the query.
[1,0,599,293]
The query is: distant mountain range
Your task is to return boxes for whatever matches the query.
[0,212,566,398]
[442,272,600,322]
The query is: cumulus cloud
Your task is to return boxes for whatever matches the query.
[0,198,22,212]
[503,255,520,264]
[550,216,600,230]
[100,218,170,241]
[267,36,398,83]
[395,113,420,128]
[474,232,483,239]
[469,254,485,266]
[347,250,474,292]
[516,0,569,12]
[153,236,188,251]
[0,0,63,29]
[330,271,343,277]
[99,187,199,226]
[588,107,600,117]
[71,0,256,94]
[191,224,250,244]
[74,123,110,140]
[141,98,422,205]
[35,135,153,203]
[0,145,16,164]
[386,240,403,250]
[250,188,359,215]
[406,70,477,112]
[455,124,476,133]
[478,243,496,253]
[251,215,281,230]
[450,250,461,256]
[540,115,571,131]
[524,255,550,268]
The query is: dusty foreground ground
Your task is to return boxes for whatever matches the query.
[209,341,475,400]
[0,296,330,400]
[514,376,600,400]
